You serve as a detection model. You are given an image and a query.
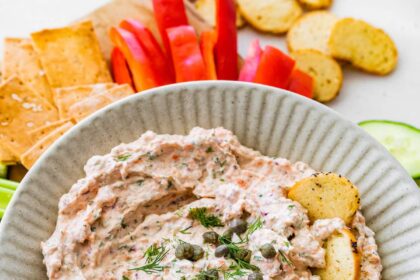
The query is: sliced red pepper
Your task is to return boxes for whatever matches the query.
[110,27,160,91]
[239,39,262,82]
[254,46,296,89]
[152,0,188,59]
[215,0,238,80]
[111,47,134,89]
[287,69,314,98]
[200,31,217,80]
[167,25,207,82]
[120,19,174,85]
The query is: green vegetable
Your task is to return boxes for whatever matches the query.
[0,178,18,218]
[130,244,169,274]
[189,207,224,228]
[0,164,7,179]
[0,186,14,218]
[359,120,420,179]
[0,178,18,191]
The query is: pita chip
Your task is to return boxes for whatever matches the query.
[31,21,112,88]
[68,84,134,122]
[0,77,59,156]
[20,122,73,169]
[28,119,75,142]
[54,83,115,119]
[2,38,54,104]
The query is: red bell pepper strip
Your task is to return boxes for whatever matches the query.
[215,0,238,80]
[167,25,207,82]
[110,27,160,91]
[152,0,188,59]
[287,69,314,98]
[111,47,134,89]
[120,19,174,85]
[200,31,217,80]
[239,39,262,82]
[254,46,296,89]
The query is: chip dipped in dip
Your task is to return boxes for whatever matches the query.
[42,128,382,279]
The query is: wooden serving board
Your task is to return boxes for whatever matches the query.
[82,0,212,62]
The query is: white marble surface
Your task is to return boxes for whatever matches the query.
[0,0,419,126]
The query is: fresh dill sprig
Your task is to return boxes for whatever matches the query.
[224,264,247,279]
[278,250,293,266]
[218,237,260,271]
[189,207,224,228]
[179,225,192,234]
[129,244,169,274]
[235,217,263,244]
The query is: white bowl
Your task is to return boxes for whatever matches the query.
[0,81,419,279]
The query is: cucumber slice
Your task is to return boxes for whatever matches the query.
[359,120,420,179]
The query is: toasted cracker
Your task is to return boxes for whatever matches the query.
[314,229,361,280]
[329,18,398,75]
[54,83,115,119]
[287,11,338,55]
[292,50,343,103]
[31,21,112,88]
[288,173,360,225]
[195,0,245,28]
[237,0,302,33]
[2,38,54,105]
[20,122,73,169]
[298,0,332,10]
[0,134,18,163]
[0,77,59,156]
[28,119,75,142]
[68,84,134,122]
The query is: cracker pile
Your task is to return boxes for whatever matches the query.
[193,1,398,103]
[0,21,134,169]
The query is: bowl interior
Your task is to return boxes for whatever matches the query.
[1,81,420,279]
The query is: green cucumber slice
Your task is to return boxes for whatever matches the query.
[359,120,420,179]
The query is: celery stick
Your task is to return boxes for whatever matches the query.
[0,186,14,218]
[0,164,7,178]
[0,178,19,191]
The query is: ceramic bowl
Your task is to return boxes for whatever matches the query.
[1,81,419,279]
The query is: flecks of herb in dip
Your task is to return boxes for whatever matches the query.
[42,128,382,279]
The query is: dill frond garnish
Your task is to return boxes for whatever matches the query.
[189,207,224,228]
[129,244,169,274]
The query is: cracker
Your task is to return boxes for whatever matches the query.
[54,83,115,119]
[292,50,343,103]
[2,38,54,104]
[297,0,332,10]
[287,11,338,55]
[0,134,18,163]
[237,0,302,33]
[67,84,133,122]
[31,21,112,88]
[28,119,75,142]
[0,77,58,156]
[329,18,398,75]
[20,122,73,169]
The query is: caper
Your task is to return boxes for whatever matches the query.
[203,231,219,244]
[248,272,263,280]
[215,244,230,257]
[260,243,276,259]
[234,249,252,263]
[191,245,204,261]
[221,229,233,242]
[229,218,248,234]
[175,243,194,260]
